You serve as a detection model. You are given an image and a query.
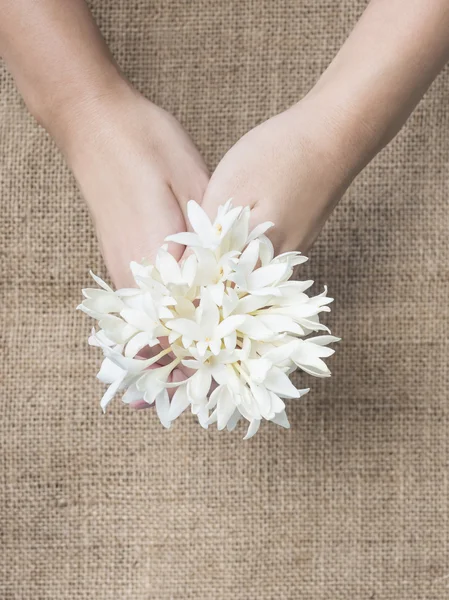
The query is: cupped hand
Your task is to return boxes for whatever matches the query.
[200,99,354,255]
[63,86,209,288]
[63,86,209,405]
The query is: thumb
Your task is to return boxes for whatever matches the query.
[202,174,279,251]
[201,165,257,221]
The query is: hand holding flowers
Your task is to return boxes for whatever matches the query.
[79,201,339,439]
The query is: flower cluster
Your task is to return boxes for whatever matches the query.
[79,200,338,439]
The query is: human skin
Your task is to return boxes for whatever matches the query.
[0,0,210,392]
[0,0,209,288]
[2,1,449,268]
[1,0,449,405]
[200,0,449,252]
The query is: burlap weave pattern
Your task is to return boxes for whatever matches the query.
[1,1,449,598]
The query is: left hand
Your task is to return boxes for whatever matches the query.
[200,99,354,254]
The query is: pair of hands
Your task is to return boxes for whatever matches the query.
[64,84,350,289]
[64,84,352,408]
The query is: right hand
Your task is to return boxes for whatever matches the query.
[58,84,210,405]
[60,85,209,288]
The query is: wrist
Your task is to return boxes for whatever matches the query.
[31,67,136,151]
[297,82,387,185]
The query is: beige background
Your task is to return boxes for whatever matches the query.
[1,1,449,598]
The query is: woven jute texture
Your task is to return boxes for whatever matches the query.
[1,1,449,598]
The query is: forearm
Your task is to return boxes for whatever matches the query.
[0,0,130,141]
[303,0,449,179]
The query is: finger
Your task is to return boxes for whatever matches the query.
[178,163,255,263]
[201,168,256,220]
[177,184,212,263]
[178,175,259,265]
[174,165,210,221]
[109,182,186,289]
[199,170,288,256]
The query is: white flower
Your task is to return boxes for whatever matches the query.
[79,200,339,439]
[165,199,243,250]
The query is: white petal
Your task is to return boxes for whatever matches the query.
[248,286,283,297]
[243,419,261,440]
[196,407,210,429]
[165,318,201,340]
[306,335,341,346]
[235,294,269,315]
[292,342,334,372]
[302,320,331,334]
[100,376,124,412]
[198,288,220,334]
[217,388,236,430]
[165,232,201,246]
[163,378,188,389]
[174,297,196,319]
[130,261,152,279]
[157,247,184,285]
[227,205,249,251]
[247,263,289,290]
[122,384,144,404]
[181,253,197,286]
[236,335,252,360]
[210,363,230,385]
[168,331,182,344]
[81,290,124,314]
[210,339,222,355]
[258,235,274,265]
[89,271,114,292]
[264,366,301,398]
[221,288,239,318]
[120,308,155,332]
[182,335,193,348]
[218,198,233,217]
[219,206,243,238]
[224,331,237,351]
[279,280,314,295]
[238,315,275,341]
[270,391,286,413]
[206,385,222,410]
[226,410,241,431]
[247,221,274,242]
[99,315,138,344]
[192,247,219,284]
[195,341,208,356]
[158,306,175,319]
[97,358,125,384]
[88,328,114,348]
[168,385,190,420]
[263,340,300,364]
[296,360,331,377]
[137,363,174,401]
[250,382,272,416]
[270,410,290,429]
[272,251,307,267]
[187,369,212,403]
[187,200,213,238]
[208,407,218,424]
[208,282,225,306]
[156,390,171,428]
[238,239,260,276]
[245,358,272,384]
[181,359,200,370]
[258,314,304,335]
[124,332,150,358]
[216,315,246,338]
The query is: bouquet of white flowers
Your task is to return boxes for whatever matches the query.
[79,200,339,439]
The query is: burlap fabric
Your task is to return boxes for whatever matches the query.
[1,1,449,598]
